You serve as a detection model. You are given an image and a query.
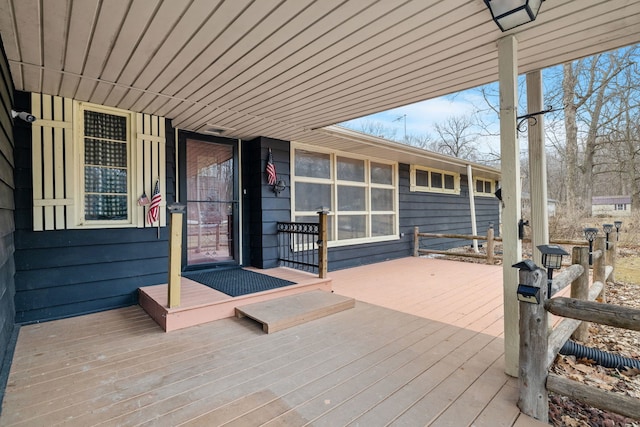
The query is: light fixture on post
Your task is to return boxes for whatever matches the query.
[484,0,545,32]
[584,227,599,265]
[273,180,286,196]
[537,244,568,298]
[614,220,623,241]
[602,223,613,250]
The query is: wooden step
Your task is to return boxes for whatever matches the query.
[235,290,355,333]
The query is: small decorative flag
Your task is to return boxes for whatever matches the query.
[266,148,277,186]
[147,179,162,225]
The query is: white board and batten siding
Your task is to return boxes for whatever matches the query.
[31,93,166,231]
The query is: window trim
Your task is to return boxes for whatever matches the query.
[474,178,495,197]
[409,165,460,195]
[75,101,139,228]
[291,143,399,247]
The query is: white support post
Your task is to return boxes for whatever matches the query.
[466,164,479,253]
[527,71,549,266]
[498,35,522,377]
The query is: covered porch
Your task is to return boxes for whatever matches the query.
[1,257,548,426]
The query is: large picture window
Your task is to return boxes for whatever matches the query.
[292,145,398,246]
[78,105,134,225]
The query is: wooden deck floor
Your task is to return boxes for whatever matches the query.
[1,257,547,426]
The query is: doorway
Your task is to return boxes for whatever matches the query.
[184,137,238,267]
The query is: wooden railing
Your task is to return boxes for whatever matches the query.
[413,225,589,265]
[517,237,640,422]
[276,211,328,278]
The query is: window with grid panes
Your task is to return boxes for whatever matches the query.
[292,146,398,246]
[82,108,131,222]
[410,165,460,194]
[474,178,495,196]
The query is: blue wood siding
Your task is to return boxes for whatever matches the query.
[0,35,16,384]
[13,90,176,323]
[242,137,290,269]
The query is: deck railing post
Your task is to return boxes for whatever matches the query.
[517,266,549,422]
[606,241,616,283]
[413,226,419,257]
[168,206,184,308]
[318,210,328,279]
[593,236,606,302]
[486,225,495,265]
[570,246,590,341]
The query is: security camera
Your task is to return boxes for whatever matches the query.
[11,110,36,123]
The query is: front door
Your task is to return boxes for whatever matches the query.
[185,137,238,267]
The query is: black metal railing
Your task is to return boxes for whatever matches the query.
[276,222,320,274]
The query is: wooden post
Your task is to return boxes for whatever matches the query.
[498,34,522,377]
[606,241,616,283]
[168,210,183,308]
[570,246,590,341]
[518,267,549,422]
[413,226,419,257]
[486,225,495,265]
[318,210,328,279]
[593,236,606,302]
[526,71,550,267]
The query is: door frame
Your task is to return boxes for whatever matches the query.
[178,130,241,270]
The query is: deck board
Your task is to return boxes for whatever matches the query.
[1,257,550,426]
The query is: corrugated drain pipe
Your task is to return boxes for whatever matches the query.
[560,340,640,370]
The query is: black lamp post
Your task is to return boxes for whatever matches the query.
[537,244,568,298]
[614,220,623,241]
[584,227,599,265]
[483,0,545,32]
[602,223,613,250]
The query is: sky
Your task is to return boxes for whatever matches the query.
[339,83,504,155]
[338,67,564,158]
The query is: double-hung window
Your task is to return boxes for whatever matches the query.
[292,145,398,246]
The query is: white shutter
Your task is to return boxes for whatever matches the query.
[136,113,166,228]
[31,93,74,231]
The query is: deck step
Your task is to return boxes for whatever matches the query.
[235,290,355,333]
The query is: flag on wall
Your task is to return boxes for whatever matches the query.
[266,148,277,185]
[147,179,162,225]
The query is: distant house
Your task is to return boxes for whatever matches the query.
[592,196,632,217]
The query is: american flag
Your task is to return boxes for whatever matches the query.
[147,179,162,225]
[266,148,277,185]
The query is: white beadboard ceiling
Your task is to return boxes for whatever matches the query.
[1,0,639,162]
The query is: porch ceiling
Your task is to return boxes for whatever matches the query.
[1,0,640,145]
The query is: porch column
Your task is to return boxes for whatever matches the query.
[498,35,522,377]
[527,71,549,266]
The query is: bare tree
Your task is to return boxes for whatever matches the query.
[431,114,479,161]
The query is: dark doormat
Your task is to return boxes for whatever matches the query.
[182,268,296,297]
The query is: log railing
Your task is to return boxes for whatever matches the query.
[517,237,640,422]
[276,211,328,279]
[413,226,588,265]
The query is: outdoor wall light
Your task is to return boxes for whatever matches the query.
[537,244,568,298]
[602,223,613,250]
[584,227,599,265]
[483,0,545,32]
[273,180,286,196]
[513,259,540,304]
[614,220,623,241]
